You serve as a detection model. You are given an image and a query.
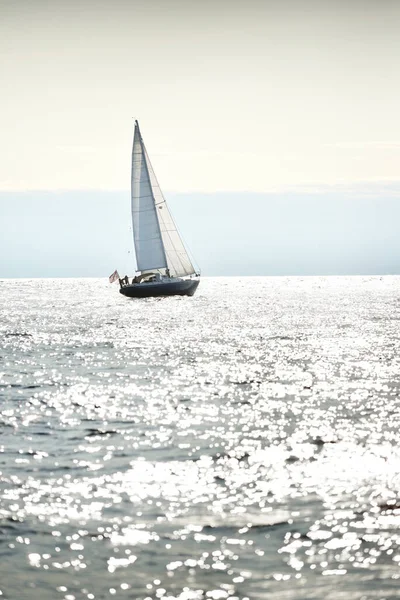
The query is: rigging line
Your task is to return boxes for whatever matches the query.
[132,206,158,214]
[142,148,184,273]
[136,235,167,241]
[157,205,187,273]
[143,145,196,274]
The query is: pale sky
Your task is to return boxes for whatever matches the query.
[1,0,400,278]
[1,0,400,193]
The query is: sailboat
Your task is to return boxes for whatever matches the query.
[119,121,200,298]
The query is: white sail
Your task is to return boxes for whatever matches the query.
[131,121,196,277]
[131,122,168,272]
[143,146,195,278]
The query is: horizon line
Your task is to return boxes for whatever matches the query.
[1,179,400,197]
[1,273,399,280]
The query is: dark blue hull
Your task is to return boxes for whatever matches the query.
[119,278,200,298]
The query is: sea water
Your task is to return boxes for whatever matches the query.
[1,276,400,600]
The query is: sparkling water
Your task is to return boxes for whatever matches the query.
[1,276,400,600]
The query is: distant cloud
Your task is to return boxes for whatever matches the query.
[327,141,400,150]
[275,180,400,197]
[2,179,400,196]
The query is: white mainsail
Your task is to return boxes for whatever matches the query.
[131,122,168,272]
[131,121,195,278]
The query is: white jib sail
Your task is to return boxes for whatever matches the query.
[143,145,195,278]
[131,122,168,272]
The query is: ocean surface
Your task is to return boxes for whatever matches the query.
[1,276,400,600]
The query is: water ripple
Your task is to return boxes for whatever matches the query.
[1,276,400,599]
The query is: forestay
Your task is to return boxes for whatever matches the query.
[144,146,195,278]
